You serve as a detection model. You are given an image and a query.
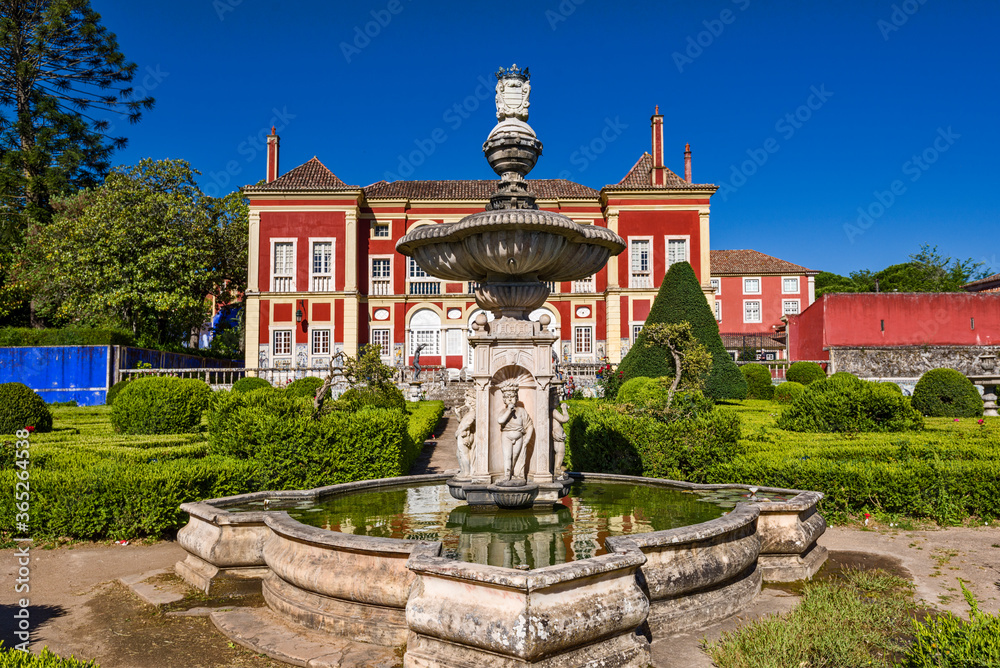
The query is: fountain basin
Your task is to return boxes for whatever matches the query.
[176,473,826,666]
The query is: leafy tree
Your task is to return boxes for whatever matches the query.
[618,261,747,400]
[816,245,988,297]
[17,159,247,346]
[642,321,711,406]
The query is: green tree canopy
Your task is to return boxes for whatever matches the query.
[816,245,988,297]
[17,158,247,346]
[618,261,747,400]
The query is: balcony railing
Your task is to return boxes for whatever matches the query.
[545,281,558,293]
[572,278,594,293]
[273,276,294,292]
[371,279,392,295]
[311,275,331,291]
[630,273,653,289]
[409,281,441,296]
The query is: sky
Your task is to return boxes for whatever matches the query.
[91,0,999,277]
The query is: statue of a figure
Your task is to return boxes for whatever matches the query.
[412,343,427,380]
[497,380,534,482]
[551,393,570,476]
[551,348,561,380]
[454,389,476,477]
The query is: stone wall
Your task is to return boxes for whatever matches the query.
[830,345,999,382]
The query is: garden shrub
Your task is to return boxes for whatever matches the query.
[285,376,325,399]
[616,376,669,407]
[0,645,99,667]
[566,402,742,482]
[0,326,132,347]
[777,374,924,433]
[829,371,857,380]
[899,583,1000,667]
[774,381,804,404]
[741,363,774,400]
[105,379,131,406]
[231,376,271,393]
[786,361,826,385]
[0,383,53,434]
[911,368,983,418]
[333,384,406,411]
[879,381,903,394]
[207,388,313,458]
[110,377,212,435]
[617,261,746,400]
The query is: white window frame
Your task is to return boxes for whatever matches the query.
[446,328,463,357]
[370,255,393,296]
[782,299,801,315]
[743,300,762,324]
[311,328,330,355]
[371,219,391,239]
[631,323,643,343]
[409,328,440,356]
[574,326,593,356]
[664,235,690,269]
[272,329,293,357]
[715,300,722,322]
[370,328,391,360]
[710,277,721,294]
[782,276,800,294]
[743,276,761,295]
[407,257,441,294]
[628,236,654,289]
[270,238,297,292]
[308,237,335,293]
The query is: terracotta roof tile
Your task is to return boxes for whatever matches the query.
[711,249,816,275]
[603,152,715,191]
[244,157,356,192]
[362,179,599,200]
[962,272,1000,291]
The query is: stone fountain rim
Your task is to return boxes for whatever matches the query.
[180,472,821,568]
[395,209,625,257]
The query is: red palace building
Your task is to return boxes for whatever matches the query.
[242,109,804,372]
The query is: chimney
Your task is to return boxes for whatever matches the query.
[684,143,692,183]
[266,126,279,183]
[651,105,665,186]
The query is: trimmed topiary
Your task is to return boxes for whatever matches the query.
[231,376,271,394]
[334,384,406,412]
[786,361,826,385]
[110,376,212,434]
[617,261,747,400]
[105,379,131,406]
[774,381,805,404]
[0,382,54,434]
[879,381,903,394]
[911,368,983,418]
[616,376,669,407]
[830,372,857,380]
[741,364,774,400]
[286,376,325,399]
[777,373,924,433]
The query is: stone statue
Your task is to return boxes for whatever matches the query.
[497,380,533,482]
[454,389,477,477]
[551,394,570,476]
[494,64,530,122]
[412,343,427,380]
[551,348,561,380]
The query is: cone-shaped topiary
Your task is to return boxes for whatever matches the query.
[618,261,747,400]
[911,368,983,417]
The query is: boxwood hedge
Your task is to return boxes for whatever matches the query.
[777,374,924,433]
[741,364,774,400]
[0,383,53,434]
[911,368,983,418]
[110,377,211,434]
[786,361,826,385]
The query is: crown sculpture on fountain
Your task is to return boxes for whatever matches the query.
[396,66,625,508]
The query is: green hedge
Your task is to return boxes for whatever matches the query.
[774,381,804,404]
[777,374,924,433]
[911,368,983,418]
[285,376,325,399]
[406,401,445,470]
[0,646,98,667]
[111,377,212,434]
[334,384,406,411]
[616,376,669,406]
[231,376,271,393]
[207,388,313,459]
[566,402,743,482]
[0,327,133,347]
[786,361,826,385]
[0,383,53,434]
[741,364,774,400]
[104,380,131,406]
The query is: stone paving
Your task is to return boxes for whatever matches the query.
[408,413,458,475]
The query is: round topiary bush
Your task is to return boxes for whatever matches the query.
[879,381,903,394]
[616,376,669,407]
[333,384,406,412]
[105,379,132,406]
[777,373,924,433]
[231,376,272,393]
[286,376,325,399]
[774,381,805,404]
[911,368,983,418]
[740,364,774,400]
[786,361,827,385]
[111,376,212,434]
[0,382,53,434]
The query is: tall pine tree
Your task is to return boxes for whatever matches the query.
[618,261,747,400]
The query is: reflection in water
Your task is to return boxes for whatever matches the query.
[229,481,788,569]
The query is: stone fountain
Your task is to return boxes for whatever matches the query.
[396,64,625,509]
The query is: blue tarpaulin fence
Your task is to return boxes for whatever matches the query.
[0,346,241,406]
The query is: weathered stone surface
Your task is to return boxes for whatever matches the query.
[118,568,186,606]
[174,553,267,596]
[647,563,762,634]
[756,491,828,582]
[831,345,1000,381]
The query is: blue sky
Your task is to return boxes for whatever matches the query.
[93,0,999,276]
